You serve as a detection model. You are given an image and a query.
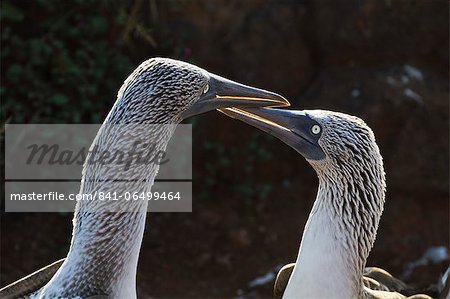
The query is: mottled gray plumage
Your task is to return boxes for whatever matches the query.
[108,58,209,125]
[292,111,386,298]
[1,58,288,299]
[309,111,386,289]
[37,58,209,299]
[0,259,64,299]
[219,108,432,299]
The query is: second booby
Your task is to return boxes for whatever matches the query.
[220,107,433,299]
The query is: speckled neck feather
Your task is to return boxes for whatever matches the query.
[284,111,386,299]
[35,58,208,298]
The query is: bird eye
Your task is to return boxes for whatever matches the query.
[311,125,321,135]
[203,84,209,94]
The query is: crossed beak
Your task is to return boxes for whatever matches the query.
[182,73,290,118]
[217,107,326,161]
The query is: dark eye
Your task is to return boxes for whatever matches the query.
[311,124,321,135]
[203,84,209,94]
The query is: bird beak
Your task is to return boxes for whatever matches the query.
[218,107,325,160]
[182,73,290,118]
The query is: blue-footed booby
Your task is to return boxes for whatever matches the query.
[219,107,433,299]
[0,58,289,299]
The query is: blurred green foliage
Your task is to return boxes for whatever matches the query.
[195,131,275,202]
[1,0,153,123]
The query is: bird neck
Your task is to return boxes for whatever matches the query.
[284,159,385,299]
[41,114,178,297]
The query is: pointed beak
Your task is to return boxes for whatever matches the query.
[182,73,289,118]
[218,107,325,160]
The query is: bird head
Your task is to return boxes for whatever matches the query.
[109,58,289,124]
[218,108,387,267]
[218,108,384,178]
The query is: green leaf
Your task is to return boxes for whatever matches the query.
[7,64,22,79]
[89,16,107,34]
[51,94,69,105]
[0,3,24,22]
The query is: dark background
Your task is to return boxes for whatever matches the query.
[1,0,448,298]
